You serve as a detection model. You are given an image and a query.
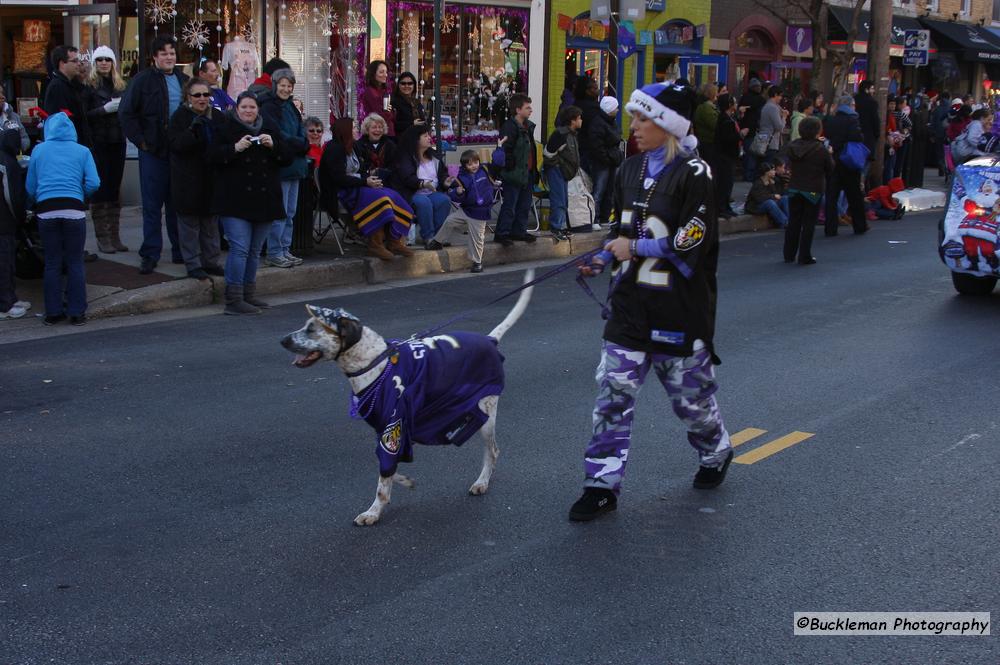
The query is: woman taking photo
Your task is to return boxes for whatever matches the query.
[319,117,414,261]
[168,79,223,280]
[84,45,128,254]
[210,91,291,315]
[360,60,396,138]
[390,72,425,136]
[394,124,454,249]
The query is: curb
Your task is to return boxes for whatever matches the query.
[88,277,214,319]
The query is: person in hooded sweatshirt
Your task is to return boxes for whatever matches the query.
[0,128,30,320]
[26,112,100,325]
[784,117,834,265]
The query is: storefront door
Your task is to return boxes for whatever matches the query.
[679,54,727,87]
[63,3,118,56]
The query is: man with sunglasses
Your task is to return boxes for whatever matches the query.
[43,45,92,148]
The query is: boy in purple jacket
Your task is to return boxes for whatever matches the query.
[429,146,505,273]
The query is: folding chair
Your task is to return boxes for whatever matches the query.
[313,168,343,254]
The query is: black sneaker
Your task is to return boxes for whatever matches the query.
[139,257,157,275]
[203,264,225,276]
[469,262,483,273]
[187,268,209,280]
[69,315,87,326]
[43,314,67,326]
[693,449,735,489]
[513,233,537,244]
[568,488,617,522]
[549,229,564,242]
[494,235,514,247]
[83,251,98,263]
[424,239,444,250]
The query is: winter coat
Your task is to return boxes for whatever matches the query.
[576,96,602,160]
[865,177,905,210]
[759,100,785,151]
[25,113,100,213]
[360,84,396,136]
[738,90,766,134]
[854,91,880,153]
[355,135,398,176]
[319,140,366,192]
[715,111,741,161]
[0,129,26,234]
[42,71,92,147]
[118,66,190,158]
[0,103,29,153]
[497,117,538,188]
[392,149,449,203]
[588,111,623,168]
[209,112,292,223]
[168,105,220,215]
[84,75,125,145]
[259,92,309,180]
[789,111,806,142]
[823,109,865,153]
[543,126,581,181]
[448,166,498,220]
[785,138,834,195]
[391,92,426,137]
[746,176,781,214]
[693,100,719,147]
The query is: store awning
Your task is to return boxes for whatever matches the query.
[920,18,1000,62]
[828,7,924,47]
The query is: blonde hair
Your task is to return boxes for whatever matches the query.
[700,82,718,100]
[361,112,387,135]
[87,59,126,92]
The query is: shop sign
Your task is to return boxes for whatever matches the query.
[785,25,812,54]
[560,14,609,41]
[903,29,929,67]
[646,0,666,10]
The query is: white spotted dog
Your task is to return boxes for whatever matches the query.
[280,269,535,526]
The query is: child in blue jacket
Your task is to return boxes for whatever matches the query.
[26,112,100,325]
[427,146,505,273]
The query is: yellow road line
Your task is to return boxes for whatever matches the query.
[733,431,815,465]
[730,427,768,447]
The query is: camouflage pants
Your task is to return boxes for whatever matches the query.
[583,341,732,493]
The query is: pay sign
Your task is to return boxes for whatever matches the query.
[904,29,930,66]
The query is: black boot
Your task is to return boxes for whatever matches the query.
[243,282,271,309]
[224,284,261,315]
[568,488,617,522]
[693,449,735,489]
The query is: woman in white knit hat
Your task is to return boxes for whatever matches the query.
[84,45,129,254]
[569,82,733,521]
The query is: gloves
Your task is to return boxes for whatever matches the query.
[103,98,120,113]
[191,115,207,127]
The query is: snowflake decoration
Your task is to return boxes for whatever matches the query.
[400,15,418,44]
[288,1,310,27]
[440,13,458,34]
[240,22,258,44]
[344,9,367,37]
[182,20,211,50]
[321,11,338,37]
[145,0,174,25]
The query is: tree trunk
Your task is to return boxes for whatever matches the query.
[869,0,892,189]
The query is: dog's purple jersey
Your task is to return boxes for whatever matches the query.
[362,332,505,477]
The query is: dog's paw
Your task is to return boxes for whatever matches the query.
[353,511,382,526]
[468,482,489,496]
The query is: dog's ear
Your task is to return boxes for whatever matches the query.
[337,316,363,350]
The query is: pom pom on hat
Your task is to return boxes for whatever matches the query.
[92,45,116,65]
[624,82,695,141]
[599,96,619,114]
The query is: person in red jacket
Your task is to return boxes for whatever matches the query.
[865,176,906,220]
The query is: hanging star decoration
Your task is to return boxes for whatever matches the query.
[321,10,338,37]
[145,0,174,25]
[182,20,211,49]
[288,1,310,27]
[401,14,418,44]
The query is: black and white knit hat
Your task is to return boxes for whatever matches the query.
[624,82,697,149]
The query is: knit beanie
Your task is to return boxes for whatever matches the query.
[624,82,698,151]
[92,45,116,65]
[599,96,619,114]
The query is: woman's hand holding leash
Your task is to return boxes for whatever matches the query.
[606,237,633,262]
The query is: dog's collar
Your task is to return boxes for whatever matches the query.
[344,347,399,378]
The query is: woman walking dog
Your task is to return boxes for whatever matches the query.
[570,82,733,521]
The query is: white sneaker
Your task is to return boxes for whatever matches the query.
[264,256,294,268]
[0,305,27,320]
[14,300,31,310]
[284,252,304,266]
[591,223,603,231]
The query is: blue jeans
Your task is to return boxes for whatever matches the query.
[742,150,758,183]
[496,180,532,238]
[759,196,790,227]
[38,216,87,317]
[268,179,298,258]
[411,191,451,241]
[589,165,611,225]
[545,167,568,231]
[137,150,180,262]
[222,217,269,286]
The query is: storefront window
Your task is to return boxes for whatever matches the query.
[386,2,529,142]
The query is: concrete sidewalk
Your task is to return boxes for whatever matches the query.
[5,168,947,326]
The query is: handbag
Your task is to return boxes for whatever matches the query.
[748,131,770,157]
[838,141,870,171]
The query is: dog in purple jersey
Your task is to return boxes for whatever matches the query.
[280,270,534,525]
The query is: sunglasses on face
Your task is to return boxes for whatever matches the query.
[308,128,323,132]
[95,57,112,63]
[190,92,211,98]
[399,81,415,86]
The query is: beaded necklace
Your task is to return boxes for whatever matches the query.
[349,360,392,420]
[636,152,682,239]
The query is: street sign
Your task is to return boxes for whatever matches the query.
[903,29,930,66]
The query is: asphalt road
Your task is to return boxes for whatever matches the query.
[2,212,998,665]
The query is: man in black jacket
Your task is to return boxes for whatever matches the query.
[823,95,868,236]
[42,45,91,148]
[854,80,880,186]
[494,93,538,246]
[738,78,766,181]
[119,35,190,274]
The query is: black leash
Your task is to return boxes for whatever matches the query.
[345,246,608,378]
